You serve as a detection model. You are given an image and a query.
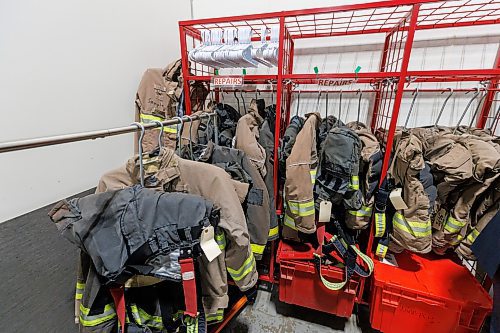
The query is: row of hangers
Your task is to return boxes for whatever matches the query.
[189,27,280,69]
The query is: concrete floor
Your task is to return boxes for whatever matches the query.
[0,190,375,333]
[222,288,375,333]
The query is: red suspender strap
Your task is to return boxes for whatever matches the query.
[110,287,126,333]
[316,222,326,256]
[179,258,198,317]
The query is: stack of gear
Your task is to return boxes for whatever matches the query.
[49,185,218,332]
[136,59,209,151]
[376,126,500,260]
[280,112,376,290]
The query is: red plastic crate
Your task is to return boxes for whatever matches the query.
[277,241,359,318]
[370,251,492,333]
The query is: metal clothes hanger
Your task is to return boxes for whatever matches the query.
[240,89,247,114]
[403,88,419,129]
[172,116,184,155]
[187,115,195,159]
[338,90,343,124]
[453,88,480,134]
[489,104,500,132]
[294,85,301,117]
[434,88,453,127]
[152,120,164,150]
[131,122,145,186]
[467,89,488,132]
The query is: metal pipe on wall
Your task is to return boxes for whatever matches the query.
[0,114,213,154]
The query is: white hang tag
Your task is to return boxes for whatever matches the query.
[200,226,222,262]
[433,208,447,230]
[318,200,332,222]
[389,188,408,210]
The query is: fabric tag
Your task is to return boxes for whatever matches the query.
[200,226,222,262]
[389,188,408,210]
[433,208,447,230]
[318,200,332,222]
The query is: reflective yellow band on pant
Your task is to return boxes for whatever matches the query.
[284,213,297,230]
[287,200,315,217]
[348,205,373,218]
[215,232,226,251]
[376,243,388,258]
[374,212,386,237]
[393,212,431,237]
[251,243,265,255]
[140,113,177,133]
[130,304,163,329]
[75,281,85,300]
[206,309,224,323]
[444,215,467,233]
[227,254,256,282]
[79,303,116,327]
[466,228,480,244]
[450,234,464,246]
[185,315,199,333]
[310,169,317,185]
[268,226,279,238]
[349,176,360,190]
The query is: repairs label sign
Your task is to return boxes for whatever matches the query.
[212,76,244,87]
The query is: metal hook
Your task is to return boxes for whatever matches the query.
[467,89,488,132]
[356,89,362,124]
[240,89,247,114]
[453,88,480,134]
[434,88,453,127]
[130,122,145,186]
[152,120,164,150]
[187,115,195,159]
[295,86,301,117]
[404,88,419,129]
[338,90,343,123]
[490,104,500,132]
[325,91,329,132]
[172,116,184,155]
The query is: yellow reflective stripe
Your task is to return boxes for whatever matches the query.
[287,200,315,217]
[376,243,388,258]
[79,303,116,327]
[227,254,256,282]
[215,232,226,250]
[185,315,199,333]
[268,226,279,238]
[251,243,265,255]
[140,113,177,133]
[349,175,360,190]
[75,281,85,300]
[393,212,431,237]
[374,212,386,237]
[284,213,297,230]
[450,234,464,246]
[206,309,224,322]
[130,304,163,329]
[466,228,480,244]
[444,215,467,233]
[310,169,317,185]
[348,205,373,217]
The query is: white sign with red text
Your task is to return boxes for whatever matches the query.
[212,76,244,87]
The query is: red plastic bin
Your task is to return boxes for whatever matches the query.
[369,251,492,333]
[277,241,359,318]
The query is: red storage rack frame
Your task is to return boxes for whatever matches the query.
[179,0,500,330]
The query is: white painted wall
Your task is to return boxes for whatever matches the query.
[1,0,498,222]
[0,0,191,222]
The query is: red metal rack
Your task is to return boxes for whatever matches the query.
[179,0,500,330]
